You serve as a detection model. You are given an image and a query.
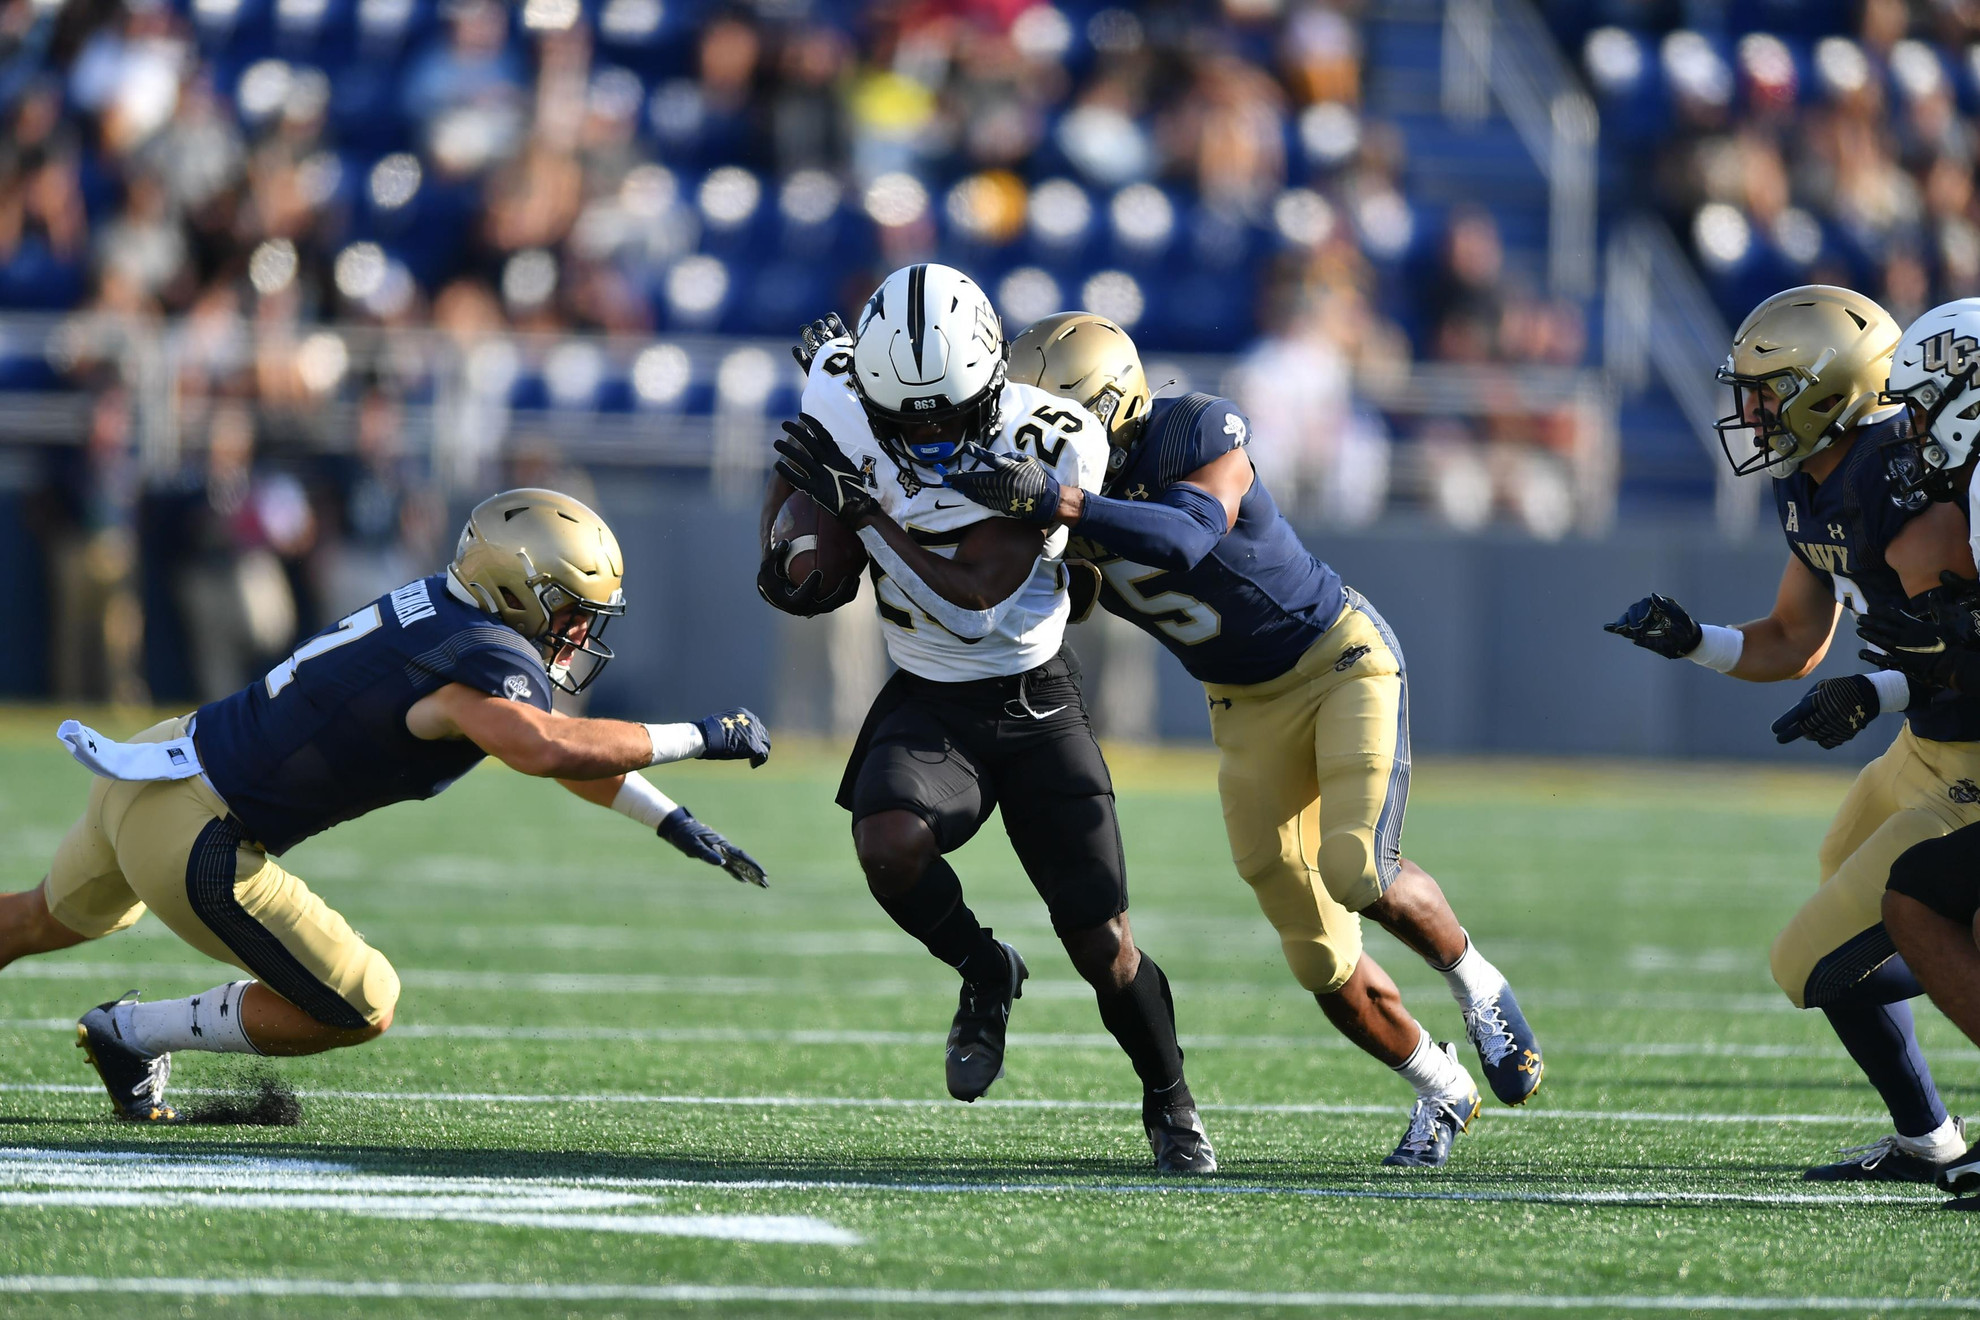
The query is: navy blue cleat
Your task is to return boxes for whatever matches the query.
[1805,1119,1965,1183]
[945,942,1028,1102]
[1462,983,1544,1105]
[76,993,179,1123]
[1382,1047,1481,1168]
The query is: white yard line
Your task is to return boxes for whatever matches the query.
[0,1081,1902,1128]
[0,1278,1972,1310]
[0,1145,1932,1211]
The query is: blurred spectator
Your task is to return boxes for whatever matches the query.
[315,389,441,616]
[31,385,146,705]
[171,402,315,701]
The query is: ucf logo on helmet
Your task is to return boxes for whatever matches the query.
[1921,329,1980,375]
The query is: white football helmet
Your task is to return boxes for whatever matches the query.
[1884,298,1980,487]
[850,263,1007,477]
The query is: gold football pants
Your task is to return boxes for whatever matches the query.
[1770,723,1980,1008]
[43,717,399,1029]
[1205,590,1409,996]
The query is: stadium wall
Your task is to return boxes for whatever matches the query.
[580,477,1891,766]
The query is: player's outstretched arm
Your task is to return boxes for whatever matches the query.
[407,684,771,777]
[948,447,1249,572]
[1606,556,1837,682]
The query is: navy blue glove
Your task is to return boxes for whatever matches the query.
[1771,675,1879,748]
[658,807,768,887]
[695,707,771,768]
[1604,593,1703,659]
[946,444,1062,528]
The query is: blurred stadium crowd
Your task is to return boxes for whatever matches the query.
[1560,0,1980,329]
[15,0,1978,707]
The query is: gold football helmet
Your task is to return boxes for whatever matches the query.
[449,487,626,694]
[1007,312,1153,463]
[1715,285,1901,476]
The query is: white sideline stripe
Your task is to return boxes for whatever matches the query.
[1,1278,1974,1310]
[9,1016,1970,1061]
[0,1082,1897,1127]
[0,960,1806,1011]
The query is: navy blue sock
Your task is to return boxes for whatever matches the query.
[1821,997,1948,1138]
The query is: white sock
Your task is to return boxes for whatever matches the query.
[121,982,262,1055]
[1392,1024,1474,1102]
[1896,1116,1966,1163]
[1437,930,1508,1010]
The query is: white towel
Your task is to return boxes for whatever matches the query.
[57,719,205,782]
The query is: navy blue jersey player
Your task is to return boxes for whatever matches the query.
[945,313,1543,1168]
[1607,285,1980,1183]
[3,489,771,1122]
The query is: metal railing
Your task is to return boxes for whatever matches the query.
[1442,0,1599,299]
[1604,215,1759,537]
[0,312,1620,530]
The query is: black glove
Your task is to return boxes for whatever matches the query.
[658,806,768,887]
[1925,571,1980,649]
[1771,675,1880,748]
[792,313,848,373]
[945,444,1063,528]
[756,540,860,617]
[1603,593,1703,659]
[774,413,879,525]
[695,706,770,768]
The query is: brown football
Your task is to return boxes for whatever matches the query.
[771,491,868,600]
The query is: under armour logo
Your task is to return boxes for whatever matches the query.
[1012,496,1035,514]
[1207,696,1233,710]
[188,997,203,1037]
[1829,523,1845,541]
[1127,484,1150,501]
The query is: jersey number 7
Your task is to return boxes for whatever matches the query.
[264,605,383,699]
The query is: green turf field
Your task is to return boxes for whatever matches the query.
[0,714,1975,1318]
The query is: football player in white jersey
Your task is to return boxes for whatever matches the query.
[758,263,1215,1173]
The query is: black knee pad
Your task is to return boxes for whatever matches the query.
[1887,830,1980,927]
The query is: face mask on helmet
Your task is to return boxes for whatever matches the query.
[856,367,1007,481]
[1713,363,1840,476]
[523,580,625,696]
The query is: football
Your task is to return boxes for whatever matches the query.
[771,490,868,599]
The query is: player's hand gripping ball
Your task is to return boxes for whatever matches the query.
[757,491,866,617]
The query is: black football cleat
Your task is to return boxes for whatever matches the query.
[76,992,179,1123]
[1145,1101,1218,1174]
[945,941,1027,1102]
[1805,1119,1965,1183]
[1462,984,1544,1106]
[1935,1138,1980,1196]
